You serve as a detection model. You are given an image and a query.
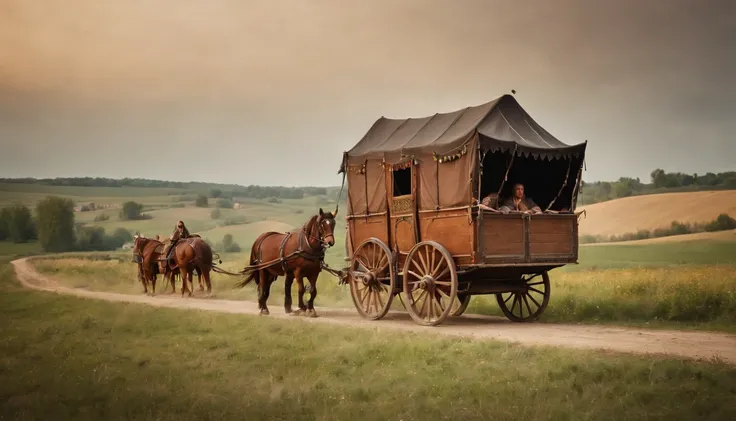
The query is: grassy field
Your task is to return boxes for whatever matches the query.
[1,256,735,421]
[29,239,736,333]
[4,182,736,332]
[0,181,345,253]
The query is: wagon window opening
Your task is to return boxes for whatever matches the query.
[393,167,412,197]
[479,149,578,211]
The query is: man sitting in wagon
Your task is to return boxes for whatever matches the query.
[479,183,542,214]
[500,183,542,214]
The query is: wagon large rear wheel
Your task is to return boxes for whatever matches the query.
[496,271,550,322]
[402,241,458,326]
[349,238,396,320]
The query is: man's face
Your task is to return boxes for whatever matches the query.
[177,223,184,232]
[514,184,524,199]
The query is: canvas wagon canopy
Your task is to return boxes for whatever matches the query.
[339,94,587,171]
[340,94,587,215]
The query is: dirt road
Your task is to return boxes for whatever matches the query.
[11,257,736,366]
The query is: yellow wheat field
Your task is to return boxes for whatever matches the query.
[577,190,736,237]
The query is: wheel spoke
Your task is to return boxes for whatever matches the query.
[417,248,429,274]
[522,294,534,316]
[526,292,542,308]
[528,286,545,296]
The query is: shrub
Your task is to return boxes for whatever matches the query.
[119,201,145,220]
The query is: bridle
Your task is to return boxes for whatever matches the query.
[302,215,335,249]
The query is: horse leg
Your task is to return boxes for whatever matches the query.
[306,273,318,318]
[284,272,294,313]
[181,267,192,297]
[291,271,307,316]
[257,270,270,315]
[139,265,148,294]
[202,268,212,297]
[151,274,157,296]
[197,268,204,291]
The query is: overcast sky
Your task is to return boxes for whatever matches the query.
[1,0,734,187]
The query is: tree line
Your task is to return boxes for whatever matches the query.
[0,197,133,252]
[580,170,736,206]
[0,177,338,200]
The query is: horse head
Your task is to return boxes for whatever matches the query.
[132,234,146,256]
[316,207,337,248]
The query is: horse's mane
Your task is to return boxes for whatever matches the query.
[303,214,319,236]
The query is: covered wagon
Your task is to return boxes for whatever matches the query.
[338,94,587,326]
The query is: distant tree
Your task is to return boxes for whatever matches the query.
[209,188,222,198]
[210,208,221,219]
[120,201,144,220]
[112,227,133,244]
[216,198,234,209]
[0,208,10,241]
[195,195,208,207]
[650,168,666,188]
[220,233,241,252]
[4,204,36,243]
[36,196,76,252]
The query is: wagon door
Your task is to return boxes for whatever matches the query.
[389,162,419,269]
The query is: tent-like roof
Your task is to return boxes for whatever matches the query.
[340,94,587,171]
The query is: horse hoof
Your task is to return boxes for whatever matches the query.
[260,309,270,316]
[306,309,318,318]
[284,307,292,314]
[290,309,305,316]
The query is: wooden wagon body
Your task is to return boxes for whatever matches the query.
[338,94,587,326]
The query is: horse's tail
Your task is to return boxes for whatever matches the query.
[235,246,259,289]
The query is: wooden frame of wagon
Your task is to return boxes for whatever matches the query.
[337,94,587,326]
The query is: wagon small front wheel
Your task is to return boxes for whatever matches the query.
[401,241,458,326]
[348,238,396,320]
[496,271,550,322]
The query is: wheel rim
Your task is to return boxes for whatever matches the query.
[401,241,457,326]
[349,238,395,320]
[496,272,550,322]
[450,294,471,317]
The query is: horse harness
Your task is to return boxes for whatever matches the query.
[252,218,329,274]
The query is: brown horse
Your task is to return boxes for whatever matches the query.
[167,236,214,297]
[159,234,206,294]
[236,208,337,317]
[132,235,165,295]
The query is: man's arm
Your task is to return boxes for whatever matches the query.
[526,198,542,213]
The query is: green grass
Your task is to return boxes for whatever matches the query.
[570,240,736,271]
[2,258,735,421]
[0,241,43,258]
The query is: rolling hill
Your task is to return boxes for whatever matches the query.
[577,190,736,237]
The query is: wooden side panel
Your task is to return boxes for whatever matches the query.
[349,214,389,252]
[419,210,474,266]
[529,218,573,256]
[528,216,577,262]
[479,213,579,265]
[482,215,525,262]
